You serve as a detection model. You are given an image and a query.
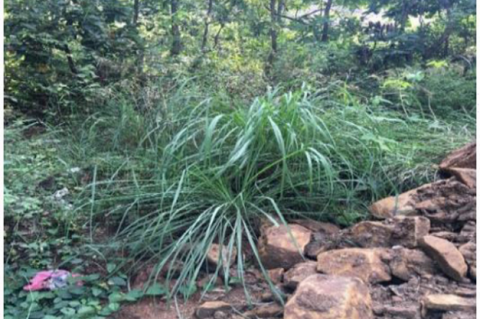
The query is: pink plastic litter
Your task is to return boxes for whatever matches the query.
[23,269,83,291]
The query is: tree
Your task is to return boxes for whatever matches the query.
[170,0,182,55]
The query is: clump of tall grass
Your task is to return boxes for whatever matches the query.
[73,84,473,299]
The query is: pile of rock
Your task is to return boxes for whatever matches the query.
[195,142,476,319]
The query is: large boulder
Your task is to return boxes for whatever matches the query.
[316,248,391,284]
[284,274,373,319]
[439,142,476,170]
[368,179,476,226]
[419,236,468,281]
[258,224,312,269]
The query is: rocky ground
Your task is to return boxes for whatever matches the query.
[113,142,476,319]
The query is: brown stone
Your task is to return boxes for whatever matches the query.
[291,219,340,234]
[454,287,476,298]
[442,311,476,319]
[431,231,459,242]
[316,248,391,284]
[369,188,419,219]
[244,304,283,318]
[347,216,430,248]
[419,236,468,281]
[197,274,223,289]
[459,242,476,280]
[283,261,317,289]
[423,294,476,312]
[304,232,341,258]
[442,167,476,189]
[383,305,418,318]
[439,142,476,169]
[196,301,232,319]
[207,244,236,269]
[258,224,312,269]
[389,247,438,281]
[213,311,229,319]
[267,268,285,284]
[459,221,476,243]
[284,274,373,319]
[368,179,475,224]
[346,221,393,248]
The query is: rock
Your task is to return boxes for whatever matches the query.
[258,224,312,269]
[244,304,283,318]
[304,231,341,258]
[382,305,418,318]
[267,268,284,285]
[419,236,468,281]
[346,221,392,248]
[213,311,229,319]
[423,294,476,312]
[197,274,223,290]
[459,242,476,280]
[389,247,438,281]
[369,179,476,226]
[347,216,430,249]
[442,311,476,319]
[453,287,476,298]
[389,216,431,247]
[291,219,340,234]
[283,261,317,289]
[316,248,391,284]
[284,274,373,319]
[459,221,476,243]
[196,301,232,319]
[469,266,476,280]
[369,187,419,219]
[441,167,476,189]
[431,231,459,242]
[439,142,476,170]
[207,244,236,269]
[260,292,274,302]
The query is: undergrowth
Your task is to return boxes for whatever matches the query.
[66,84,473,299]
[4,80,475,315]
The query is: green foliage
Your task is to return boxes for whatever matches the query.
[71,85,472,298]
[4,0,476,305]
[378,63,476,120]
[3,122,157,318]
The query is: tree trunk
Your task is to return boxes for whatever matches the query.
[170,0,182,56]
[268,0,278,66]
[64,44,77,75]
[133,0,140,25]
[321,0,333,42]
[213,24,224,49]
[201,0,214,52]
